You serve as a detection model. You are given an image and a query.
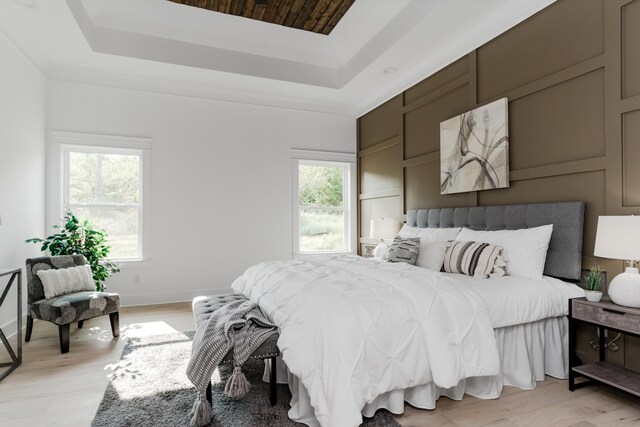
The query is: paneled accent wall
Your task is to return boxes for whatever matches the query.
[357,0,640,369]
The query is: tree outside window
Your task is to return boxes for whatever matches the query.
[298,162,348,253]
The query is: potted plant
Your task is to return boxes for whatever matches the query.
[585,265,604,302]
[26,212,120,291]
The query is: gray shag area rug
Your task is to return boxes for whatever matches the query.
[92,331,401,427]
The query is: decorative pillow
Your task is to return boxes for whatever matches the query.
[443,241,506,279]
[398,225,461,241]
[456,224,553,280]
[386,237,420,265]
[415,238,450,271]
[37,265,95,299]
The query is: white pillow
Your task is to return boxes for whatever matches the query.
[456,225,553,280]
[37,265,95,299]
[398,225,461,241]
[415,238,450,271]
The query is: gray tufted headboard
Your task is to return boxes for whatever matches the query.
[406,202,585,281]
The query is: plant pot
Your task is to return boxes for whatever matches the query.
[585,290,603,302]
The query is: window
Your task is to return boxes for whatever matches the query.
[50,132,151,262]
[292,150,356,255]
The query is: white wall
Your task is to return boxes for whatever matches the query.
[0,32,46,334]
[47,81,356,305]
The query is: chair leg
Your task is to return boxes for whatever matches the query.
[109,312,120,338]
[270,356,277,406]
[25,316,33,342]
[59,324,70,354]
[78,320,84,329]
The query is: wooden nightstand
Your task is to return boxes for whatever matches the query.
[569,297,640,397]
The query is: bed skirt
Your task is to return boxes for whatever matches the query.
[263,316,568,427]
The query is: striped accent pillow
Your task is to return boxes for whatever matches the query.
[443,241,506,279]
[386,237,420,265]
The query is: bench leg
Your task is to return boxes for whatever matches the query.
[206,381,212,404]
[270,356,277,406]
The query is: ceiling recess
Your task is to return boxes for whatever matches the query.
[167,0,357,35]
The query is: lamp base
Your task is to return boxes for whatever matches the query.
[373,242,389,260]
[609,267,640,308]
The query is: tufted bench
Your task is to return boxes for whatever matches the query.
[192,294,280,405]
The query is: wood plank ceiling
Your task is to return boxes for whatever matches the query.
[168,0,357,35]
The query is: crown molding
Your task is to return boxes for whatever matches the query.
[46,64,358,117]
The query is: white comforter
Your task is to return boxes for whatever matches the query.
[445,273,585,328]
[231,255,501,427]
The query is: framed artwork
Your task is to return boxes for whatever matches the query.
[440,97,509,195]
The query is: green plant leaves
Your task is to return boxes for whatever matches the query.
[25,211,120,291]
[585,265,603,292]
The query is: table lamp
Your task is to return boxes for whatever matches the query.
[594,215,640,307]
[369,218,400,259]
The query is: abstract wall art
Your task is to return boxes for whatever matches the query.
[440,97,509,194]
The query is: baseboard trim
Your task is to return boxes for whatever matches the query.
[118,288,233,308]
[1,313,28,340]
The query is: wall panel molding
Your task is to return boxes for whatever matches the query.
[402,74,470,114]
[622,109,640,206]
[358,136,400,157]
[404,56,469,106]
[494,54,605,104]
[358,95,403,245]
[403,83,469,159]
[402,152,439,168]
[359,189,401,200]
[622,0,640,99]
[358,0,640,369]
[510,157,607,182]
[603,0,625,216]
[620,96,640,114]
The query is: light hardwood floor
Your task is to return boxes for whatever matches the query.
[1,303,639,427]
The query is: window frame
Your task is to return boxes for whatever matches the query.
[48,131,151,266]
[292,149,356,256]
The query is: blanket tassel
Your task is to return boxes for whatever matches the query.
[225,366,251,398]
[189,392,213,427]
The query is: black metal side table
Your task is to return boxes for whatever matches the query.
[0,268,22,382]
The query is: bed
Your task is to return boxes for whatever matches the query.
[231,202,586,427]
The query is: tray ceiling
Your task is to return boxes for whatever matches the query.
[0,0,556,116]
[167,0,357,35]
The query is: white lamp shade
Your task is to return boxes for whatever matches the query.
[594,216,640,261]
[369,218,400,240]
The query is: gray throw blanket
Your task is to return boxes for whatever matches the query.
[186,299,278,427]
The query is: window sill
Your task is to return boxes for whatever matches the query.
[108,258,152,270]
[293,250,355,258]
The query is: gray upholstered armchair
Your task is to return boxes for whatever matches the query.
[25,255,120,353]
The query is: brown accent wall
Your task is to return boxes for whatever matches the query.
[357,0,640,369]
